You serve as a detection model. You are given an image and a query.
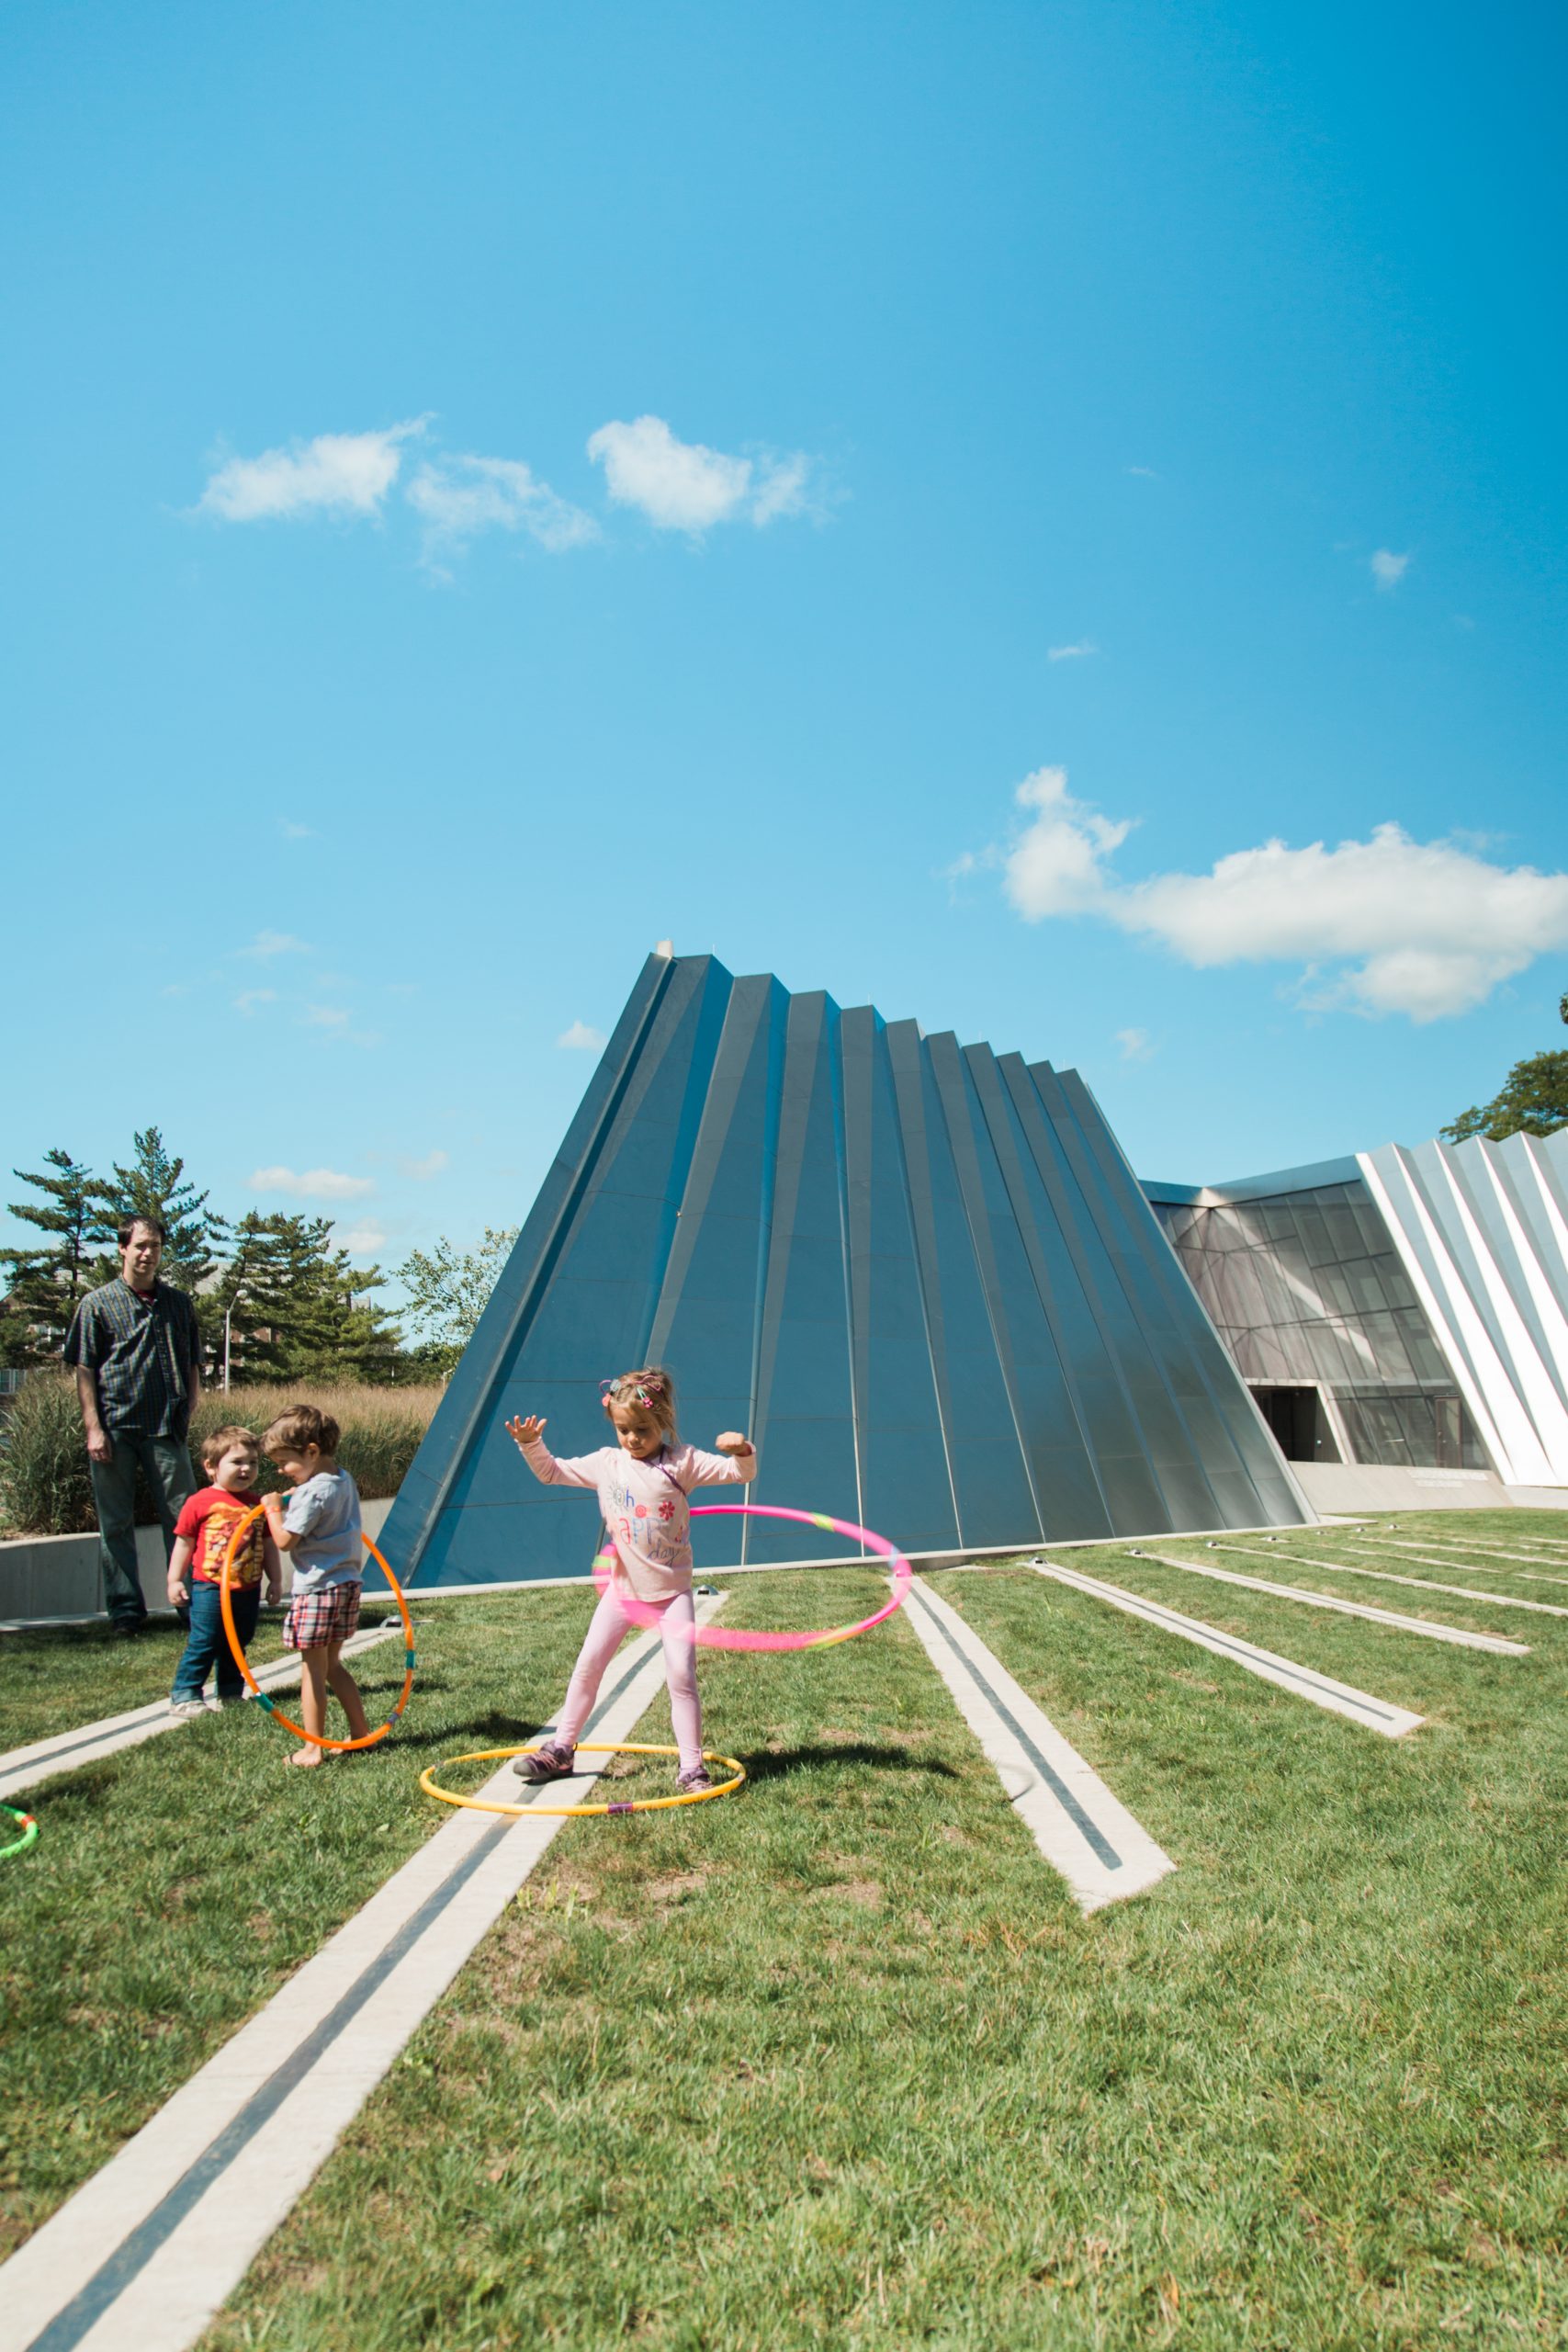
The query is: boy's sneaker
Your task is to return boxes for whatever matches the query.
[675,1763,715,1794]
[512,1739,576,1782]
[168,1699,208,1721]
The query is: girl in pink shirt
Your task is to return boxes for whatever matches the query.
[506,1365,756,1792]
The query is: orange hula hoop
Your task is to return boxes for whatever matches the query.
[220,1498,417,1752]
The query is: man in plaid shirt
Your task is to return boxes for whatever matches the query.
[63,1216,202,1634]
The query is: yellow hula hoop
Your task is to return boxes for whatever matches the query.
[420,1740,746,1817]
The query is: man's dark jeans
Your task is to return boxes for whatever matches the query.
[88,1432,196,1626]
[172,1579,260,1701]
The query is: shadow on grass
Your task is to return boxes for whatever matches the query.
[740,1742,962,1787]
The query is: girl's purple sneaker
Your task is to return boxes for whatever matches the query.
[513,1739,576,1782]
[675,1763,714,1794]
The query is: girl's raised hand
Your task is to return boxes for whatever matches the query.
[506,1414,547,1452]
[715,1430,754,1455]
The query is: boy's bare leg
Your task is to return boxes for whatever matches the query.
[325,1641,372,1742]
[288,1647,331,1766]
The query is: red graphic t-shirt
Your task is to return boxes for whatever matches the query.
[175,1486,265,1587]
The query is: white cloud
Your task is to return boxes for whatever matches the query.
[1125,465,1159,479]
[303,1004,380,1047]
[973,766,1568,1021]
[197,420,425,523]
[1116,1027,1155,1061]
[241,930,310,959]
[281,821,315,840]
[251,1166,374,1201]
[400,1149,449,1181]
[335,1222,388,1258]
[406,455,598,562]
[233,989,276,1015]
[1001,767,1134,918]
[1047,639,1099,662]
[586,415,812,531]
[558,1019,607,1051]
[1371,548,1410,590]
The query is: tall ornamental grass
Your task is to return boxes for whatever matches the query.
[0,1376,441,1537]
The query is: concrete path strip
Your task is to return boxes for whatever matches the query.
[0,1626,400,1804]
[901,1576,1175,1916]
[1126,1551,1523,1655]
[1348,1535,1568,1571]
[1337,1538,1568,1590]
[1214,1544,1544,1632]
[1026,1558,1424,1737]
[0,1597,727,2352]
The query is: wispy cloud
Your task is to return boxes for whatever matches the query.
[251,1165,374,1201]
[1047,639,1099,663]
[406,454,598,566]
[281,821,315,840]
[558,1019,607,1051]
[233,989,276,1016]
[963,764,1568,1021]
[335,1222,388,1258]
[400,1148,449,1182]
[1125,465,1159,479]
[1371,548,1410,590]
[304,1004,380,1047]
[587,415,814,532]
[240,930,310,959]
[1115,1027,1155,1062]
[197,420,426,523]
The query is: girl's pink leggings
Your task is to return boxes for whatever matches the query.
[555,1582,703,1773]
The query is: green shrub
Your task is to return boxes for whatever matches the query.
[0,1376,441,1536]
[0,1374,97,1536]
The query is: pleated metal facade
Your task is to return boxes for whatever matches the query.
[382,952,1311,1589]
[1358,1132,1568,1487]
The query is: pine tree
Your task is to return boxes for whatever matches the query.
[215,1213,404,1385]
[0,1149,116,1363]
[97,1127,223,1290]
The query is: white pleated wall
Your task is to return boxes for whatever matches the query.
[1358,1132,1568,1487]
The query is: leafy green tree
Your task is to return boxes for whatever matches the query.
[96,1126,224,1290]
[1443,992,1568,1144]
[395,1227,518,1377]
[0,1148,116,1363]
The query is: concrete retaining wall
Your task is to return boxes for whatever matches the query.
[1,1497,396,1628]
[1292,1462,1564,1514]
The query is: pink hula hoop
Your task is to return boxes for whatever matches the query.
[592,1501,912,1651]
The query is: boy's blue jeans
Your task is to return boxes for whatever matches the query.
[172,1581,262,1702]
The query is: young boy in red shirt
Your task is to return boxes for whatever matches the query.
[167,1424,281,1717]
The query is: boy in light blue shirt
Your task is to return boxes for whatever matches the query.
[262,1405,370,1769]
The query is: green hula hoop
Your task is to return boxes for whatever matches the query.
[1,1802,39,1860]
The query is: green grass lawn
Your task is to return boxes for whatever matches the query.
[0,1607,395,1754]
[203,1525,1568,2352]
[5,1520,1568,2350]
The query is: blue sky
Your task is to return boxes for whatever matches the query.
[4,0,1565,1284]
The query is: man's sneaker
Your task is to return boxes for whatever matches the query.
[512,1739,576,1782]
[675,1763,715,1794]
[169,1699,208,1721]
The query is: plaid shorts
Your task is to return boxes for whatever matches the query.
[283,1580,362,1651]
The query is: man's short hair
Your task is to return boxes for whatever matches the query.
[118,1214,168,1249]
[263,1404,342,1460]
[201,1422,260,1472]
